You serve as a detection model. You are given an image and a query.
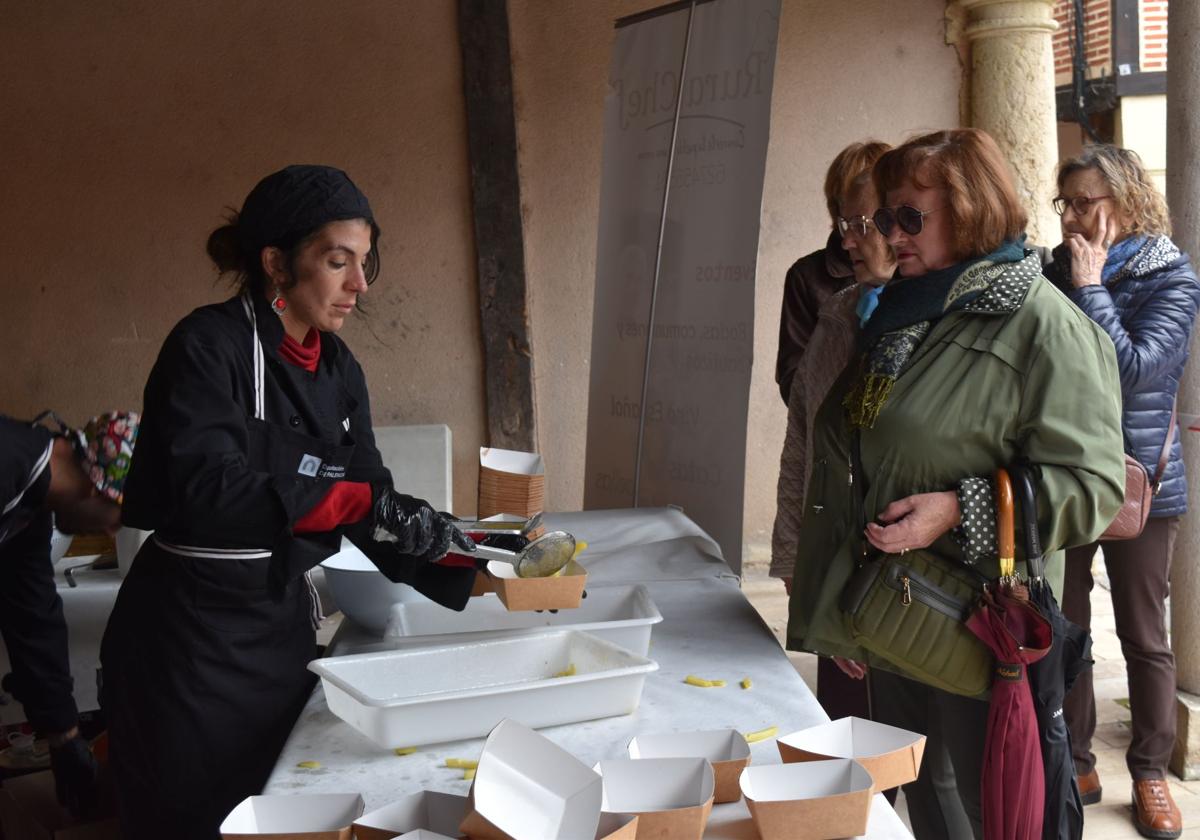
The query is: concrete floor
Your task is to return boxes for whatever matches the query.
[740,555,1200,838]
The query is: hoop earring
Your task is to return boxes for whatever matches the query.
[270,289,287,316]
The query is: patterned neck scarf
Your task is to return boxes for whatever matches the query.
[1102,234,1149,283]
[844,239,1027,429]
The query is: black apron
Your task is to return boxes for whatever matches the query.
[101,295,356,840]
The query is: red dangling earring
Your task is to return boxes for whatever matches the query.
[271,290,287,316]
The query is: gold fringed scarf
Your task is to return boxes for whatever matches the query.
[842,240,1033,429]
[843,322,931,428]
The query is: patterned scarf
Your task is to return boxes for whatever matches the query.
[845,239,1027,428]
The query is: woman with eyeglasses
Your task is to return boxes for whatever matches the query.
[1043,145,1200,839]
[100,166,477,839]
[774,141,892,695]
[786,128,1126,839]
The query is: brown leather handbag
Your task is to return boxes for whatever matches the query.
[1101,407,1176,541]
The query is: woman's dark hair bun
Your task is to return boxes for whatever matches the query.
[206,216,246,275]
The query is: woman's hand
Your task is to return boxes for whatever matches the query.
[832,656,867,680]
[1065,204,1120,288]
[864,490,960,554]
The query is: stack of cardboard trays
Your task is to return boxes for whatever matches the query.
[477,448,544,520]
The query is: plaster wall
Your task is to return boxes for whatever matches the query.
[508,0,962,558]
[1117,94,1168,195]
[0,1,488,513]
[2,1,962,557]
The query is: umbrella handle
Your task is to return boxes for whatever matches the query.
[994,468,1015,579]
[1010,462,1046,582]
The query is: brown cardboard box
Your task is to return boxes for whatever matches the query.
[353,791,468,840]
[0,771,119,840]
[458,720,603,840]
[740,760,874,840]
[477,448,545,519]
[488,560,587,611]
[595,758,715,840]
[628,731,750,805]
[776,716,925,792]
[219,793,364,840]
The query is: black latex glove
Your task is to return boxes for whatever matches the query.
[426,512,476,562]
[371,487,474,560]
[371,488,438,555]
[49,733,99,818]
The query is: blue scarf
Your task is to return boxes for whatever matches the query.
[1103,235,1148,283]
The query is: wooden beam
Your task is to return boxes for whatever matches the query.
[457,0,537,452]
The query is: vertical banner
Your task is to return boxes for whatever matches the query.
[583,0,781,573]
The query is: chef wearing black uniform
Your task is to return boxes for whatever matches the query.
[100,165,476,840]
[0,414,120,816]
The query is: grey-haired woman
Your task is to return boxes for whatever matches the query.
[1047,144,1200,840]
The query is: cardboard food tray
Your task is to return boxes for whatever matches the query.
[353,791,468,840]
[478,447,544,519]
[308,631,657,748]
[459,719,602,840]
[595,757,715,840]
[384,585,661,656]
[776,715,925,791]
[628,730,750,804]
[219,793,364,840]
[740,759,874,840]
[487,559,587,611]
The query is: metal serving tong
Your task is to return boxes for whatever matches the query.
[460,529,577,579]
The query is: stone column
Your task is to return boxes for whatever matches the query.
[954,0,1060,247]
[1167,0,1200,781]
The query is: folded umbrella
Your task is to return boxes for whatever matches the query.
[964,469,1054,840]
[1011,462,1091,840]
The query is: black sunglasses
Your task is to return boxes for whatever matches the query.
[872,205,944,237]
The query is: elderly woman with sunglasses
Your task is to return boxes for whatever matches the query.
[787,128,1125,839]
[1043,145,1200,840]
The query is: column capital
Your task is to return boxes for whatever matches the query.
[951,0,1058,43]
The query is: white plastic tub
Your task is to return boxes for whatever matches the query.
[308,631,658,748]
[321,537,430,633]
[383,585,662,655]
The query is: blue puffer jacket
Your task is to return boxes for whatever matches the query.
[1047,236,1200,516]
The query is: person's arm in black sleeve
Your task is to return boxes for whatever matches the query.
[147,325,333,543]
[776,258,817,405]
[337,356,477,609]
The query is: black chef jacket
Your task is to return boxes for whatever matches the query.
[0,415,78,733]
[121,292,464,597]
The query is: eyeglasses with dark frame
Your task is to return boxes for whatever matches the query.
[836,215,876,237]
[872,205,945,237]
[1051,194,1114,216]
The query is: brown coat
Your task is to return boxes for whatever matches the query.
[771,284,860,578]
[775,234,854,404]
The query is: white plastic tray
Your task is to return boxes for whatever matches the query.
[308,630,658,748]
[382,585,662,656]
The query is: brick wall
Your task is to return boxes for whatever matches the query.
[1053,0,1112,84]
[1054,0,1169,84]
[1141,0,1168,72]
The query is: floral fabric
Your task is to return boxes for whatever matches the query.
[80,412,140,504]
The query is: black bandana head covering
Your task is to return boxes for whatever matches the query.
[236,165,376,254]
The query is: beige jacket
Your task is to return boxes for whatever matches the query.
[770,284,861,578]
